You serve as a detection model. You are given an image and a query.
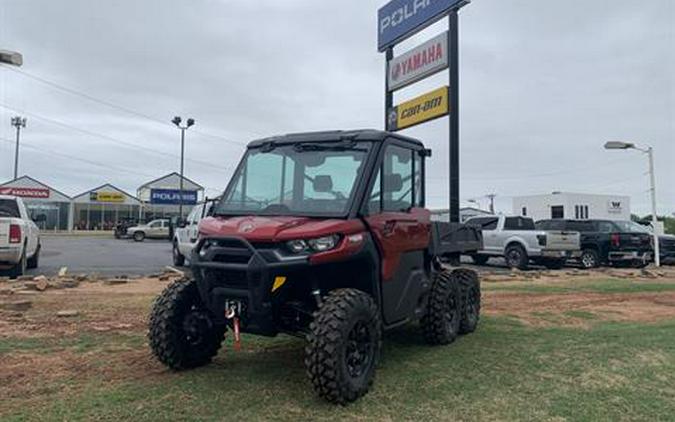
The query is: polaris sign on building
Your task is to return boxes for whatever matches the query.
[150,189,198,205]
[378,0,464,51]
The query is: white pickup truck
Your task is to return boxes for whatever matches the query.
[0,195,40,278]
[465,215,580,270]
[172,202,210,266]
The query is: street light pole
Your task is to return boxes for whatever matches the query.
[646,146,660,267]
[10,116,27,180]
[604,141,660,267]
[172,116,195,221]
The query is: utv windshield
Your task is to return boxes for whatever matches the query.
[215,141,372,217]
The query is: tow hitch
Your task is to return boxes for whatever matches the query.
[225,301,243,351]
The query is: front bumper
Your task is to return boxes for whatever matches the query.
[191,236,311,336]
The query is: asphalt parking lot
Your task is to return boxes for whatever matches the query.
[28,235,174,277]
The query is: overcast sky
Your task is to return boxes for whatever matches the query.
[0,0,673,215]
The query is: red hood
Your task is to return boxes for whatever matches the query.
[198,215,365,242]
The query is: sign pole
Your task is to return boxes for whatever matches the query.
[384,47,393,129]
[448,11,460,223]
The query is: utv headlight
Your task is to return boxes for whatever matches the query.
[307,234,340,252]
[286,235,340,254]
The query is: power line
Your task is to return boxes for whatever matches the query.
[0,136,225,194]
[2,66,250,147]
[0,103,235,173]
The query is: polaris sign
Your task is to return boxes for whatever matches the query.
[378,0,464,51]
[150,189,198,205]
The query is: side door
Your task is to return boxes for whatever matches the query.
[146,220,162,238]
[363,141,430,326]
[472,217,500,253]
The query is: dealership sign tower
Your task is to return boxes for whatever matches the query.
[379,0,469,222]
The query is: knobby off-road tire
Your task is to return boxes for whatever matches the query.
[148,278,225,370]
[305,289,382,405]
[421,269,462,345]
[453,268,481,334]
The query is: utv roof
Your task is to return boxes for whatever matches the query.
[247,129,424,148]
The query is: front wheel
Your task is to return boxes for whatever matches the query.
[148,278,226,370]
[579,249,599,269]
[133,231,145,242]
[305,289,381,405]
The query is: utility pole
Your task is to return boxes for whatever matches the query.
[171,116,195,220]
[486,193,496,214]
[10,116,27,180]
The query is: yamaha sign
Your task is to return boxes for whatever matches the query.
[150,189,198,205]
[378,0,464,51]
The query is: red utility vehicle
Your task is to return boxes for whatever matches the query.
[149,130,482,404]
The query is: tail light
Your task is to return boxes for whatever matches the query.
[9,224,21,244]
[537,234,547,246]
[611,233,621,248]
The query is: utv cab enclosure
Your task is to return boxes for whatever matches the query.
[149,130,482,404]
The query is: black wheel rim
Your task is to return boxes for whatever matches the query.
[507,250,521,267]
[182,306,213,347]
[345,321,373,378]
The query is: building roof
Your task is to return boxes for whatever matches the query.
[72,183,141,204]
[137,172,204,192]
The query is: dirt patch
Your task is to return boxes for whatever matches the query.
[486,290,675,327]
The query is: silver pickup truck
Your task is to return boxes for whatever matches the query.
[465,215,580,270]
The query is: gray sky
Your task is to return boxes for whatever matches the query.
[0,0,673,215]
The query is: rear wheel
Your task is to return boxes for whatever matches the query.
[579,249,599,269]
[471,254,489,265]
[9,248,27,279]
[453,269,481,334]
[148,278,226,370]
[133,231,145,242]
[305,289,381,404]
[505,244,529,270]
[173,241,185,267]
[421,269,461,345]
[27,244,40,269]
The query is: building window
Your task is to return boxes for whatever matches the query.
[551,205,564,219]
[522,207,527,216]
[584,205,589,219]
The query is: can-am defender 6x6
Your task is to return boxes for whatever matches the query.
[149,130,482,404]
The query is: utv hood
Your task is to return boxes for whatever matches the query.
[198,215,365,243]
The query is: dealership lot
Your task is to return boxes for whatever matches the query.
[31,235,174,277]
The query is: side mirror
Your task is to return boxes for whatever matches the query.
[177,218,187,228]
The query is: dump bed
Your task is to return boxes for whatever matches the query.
[429,221,483,258]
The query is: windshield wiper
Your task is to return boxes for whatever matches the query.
[293,140,367,152]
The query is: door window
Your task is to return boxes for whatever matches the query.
[504,217,535,230]
[148,221,161,228]
[366,144,419,214]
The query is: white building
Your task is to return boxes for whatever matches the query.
[512,192,631,222]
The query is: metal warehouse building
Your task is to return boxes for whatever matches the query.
[136,172,204,220]
[512,192,631,222]
[0,176,73,231]
[72,184,142,230]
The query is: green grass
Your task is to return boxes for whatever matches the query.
[2,316,674,421]
[485,277,675,295]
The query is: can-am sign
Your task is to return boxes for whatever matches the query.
[387,86,449,131]
[150,189,198,205]
[378,0,463,51]
[0,187,50,199]
[388,31,448,91]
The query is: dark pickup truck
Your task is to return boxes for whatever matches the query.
[535,219,652,268]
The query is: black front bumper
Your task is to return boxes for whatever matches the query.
[191,236,309,336]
